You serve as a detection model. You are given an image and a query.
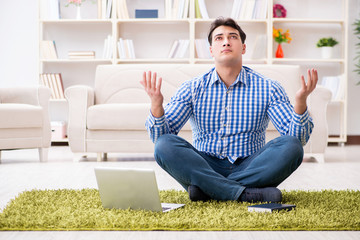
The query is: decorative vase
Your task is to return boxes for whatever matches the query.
[76,6,81,20]
[321,46,333,59]
[275,44,284,58]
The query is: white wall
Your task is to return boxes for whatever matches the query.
[0,0,359,134]
[0,0,39,87]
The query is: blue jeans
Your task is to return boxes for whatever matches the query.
[154,134,303,201]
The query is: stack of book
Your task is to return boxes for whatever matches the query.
[230,0,268,20]
[39,73,65,100]
[195,39,212,59]
[117,38,136,59]
[168,40,190,59]
[165,0,190,19]
[68,51,95,59]
[40,40,58,59]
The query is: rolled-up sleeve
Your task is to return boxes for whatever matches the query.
[145,113,170,143]
[268,81,314,146]
[145,81,193,143]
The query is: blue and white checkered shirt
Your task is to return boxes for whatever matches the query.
[146,66,313,163]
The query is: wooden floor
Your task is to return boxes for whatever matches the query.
[0,145,359,240]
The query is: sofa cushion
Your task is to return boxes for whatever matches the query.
[0,104,43,129]
[87,103,151,130]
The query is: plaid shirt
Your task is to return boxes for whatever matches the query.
[146,66,313,163]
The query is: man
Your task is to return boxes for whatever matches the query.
[140,17,318,203]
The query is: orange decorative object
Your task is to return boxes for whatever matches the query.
[276,44,284,58]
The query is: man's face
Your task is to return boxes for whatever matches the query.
[209,25,246,65]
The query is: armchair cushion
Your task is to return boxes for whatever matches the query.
[0,104,43,128]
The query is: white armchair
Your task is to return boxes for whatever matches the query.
[65,64,332,163]
[0,86,52,162]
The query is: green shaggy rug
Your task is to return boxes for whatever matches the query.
[0,189,359,231]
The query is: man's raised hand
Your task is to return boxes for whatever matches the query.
[294,68,318,114]
[140,71,164,117]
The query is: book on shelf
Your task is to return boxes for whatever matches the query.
[39,73,65,100]
[195,0,209,19]
[106,0,113,19]
[40,0,61,20]
[168,40,179,58]
[198,0,209,19]
[98,0,102,19]
[68,51,95,59]
[98,0,113,19]
[253,0,268,19]
[183,0,190,19]
[117,38,135,59]
[116,0,129,19]
[231,0,268,20]
[242,0,256,19]
[40,41,58,60]
[321,75,344,101]
[195,0,201,18]
[168,39,189,58]
[165,0,190,19]
[195,39,212,59]
[165,0,172,19]
[102,35,114,59]
[248,203,296,213]
[135,9,158,18]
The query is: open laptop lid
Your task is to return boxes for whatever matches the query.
[94,167,184,212]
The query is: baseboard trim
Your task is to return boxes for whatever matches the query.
[346,135,360,145]
[328,135,360,145]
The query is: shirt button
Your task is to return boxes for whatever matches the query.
[225,107,228,110]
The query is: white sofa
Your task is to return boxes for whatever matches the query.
[65,64,332,163]
[0,86,52,162]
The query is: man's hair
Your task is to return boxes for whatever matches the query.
[207,17,246,45]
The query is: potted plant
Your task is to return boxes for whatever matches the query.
[354,19,360,85]
[316,37,339,59]
[273,28,292,58]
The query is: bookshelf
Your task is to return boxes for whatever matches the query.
[39,0,349,143]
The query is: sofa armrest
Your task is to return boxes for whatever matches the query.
[65,85,95,152]
[304,85,332,154]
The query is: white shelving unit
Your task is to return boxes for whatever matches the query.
[269,0,348,143]
[39,0,348,143]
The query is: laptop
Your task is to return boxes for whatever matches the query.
[94,167,185,212]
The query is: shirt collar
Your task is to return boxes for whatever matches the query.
[210,67,249,86]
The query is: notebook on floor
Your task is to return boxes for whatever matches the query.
[94,167,185,212]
